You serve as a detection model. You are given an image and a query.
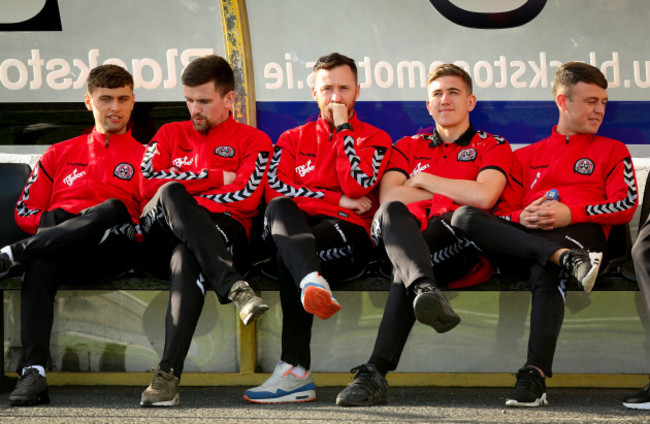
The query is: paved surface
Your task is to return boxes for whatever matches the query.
[1,386,649,423]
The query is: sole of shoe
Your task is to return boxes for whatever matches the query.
[505,393,548,407]
[301,285,341,320]
[623,401,650,410]
[413,291,460,333]
[580,252,603,294]
[140,393,180,407]
[9,390,50,407]
[243,390,316,404]
[240,302,270,326]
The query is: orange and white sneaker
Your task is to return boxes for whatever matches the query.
[299,273,341,320]
[243,361,316,403]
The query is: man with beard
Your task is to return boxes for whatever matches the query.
[243,52,392,403]
[138,55,271,406]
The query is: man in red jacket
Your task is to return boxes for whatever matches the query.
[336,63,512,407]
[243,52,392,403]
[451,62,638,407]
[138,55,271,407]
[5,65,144,406]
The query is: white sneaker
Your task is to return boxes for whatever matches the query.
[243,361,316,403]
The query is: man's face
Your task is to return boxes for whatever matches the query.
[426,75,476,132]
[312,65,360,124]
[84,86,134,135]
[557,82,607,135]
[184,82,234,134]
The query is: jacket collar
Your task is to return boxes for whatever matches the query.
[428,123,475,148]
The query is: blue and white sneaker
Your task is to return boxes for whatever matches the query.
[299,273,341,320]
[244,361,316,403]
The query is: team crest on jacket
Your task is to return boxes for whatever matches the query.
[457,148,477,162]
[215,146,235,158]
[574,158,594,175]
[114,163,135,180]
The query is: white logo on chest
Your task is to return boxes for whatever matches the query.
[63,168,86,186]
[296,160,315,177]
[410,162,430,177]
[172,156,193,168]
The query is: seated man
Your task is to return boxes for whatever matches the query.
[138,55,271,407]
[336,64,513,407]
[5,65,145,406]
[451,62,638,407]
[243,52,392,403]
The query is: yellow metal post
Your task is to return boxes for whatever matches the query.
[220,0,256,127]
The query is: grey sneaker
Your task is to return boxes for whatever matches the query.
[140,368,179,407]
[560,250,602,293]
[412,282,460,333]
[9,368,49,406]
[336,364,389,407]
[229,281,269,325]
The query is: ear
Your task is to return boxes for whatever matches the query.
[556,94,568,112]
[224,91,235,108]
[84,93,93,112]
[466,94,477,112]
[354,84,361,101]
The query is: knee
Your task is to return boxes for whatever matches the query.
[265,196,295,222]
[450,205,482,232]
[375,201,408,225]
[159,181,188,204]
[98,198,130,218]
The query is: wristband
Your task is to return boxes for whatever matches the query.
[336,123,353,133]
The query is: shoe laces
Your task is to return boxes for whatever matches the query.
[230,282,255,305]
[16,369,40,388]
[150,370,174,391]
[413,281,437,295]
[561,250,587,273]
[350,365,384,392]
[514,367,544,391]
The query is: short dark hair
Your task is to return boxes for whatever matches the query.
[552,62,608,99]
[427,63,473,95]
[87,65,134,95]
[313,52,358,84]
[181,55,235,96]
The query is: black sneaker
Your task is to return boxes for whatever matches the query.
[412,282,460,333]
[336,364,389,407]
[9,368,49,406]
[560,250,602,293]
[505,366,548,407]
[0,251,14,279]
[623,383,650,410]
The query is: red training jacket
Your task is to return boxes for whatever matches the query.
[265,113,392,233]
[15,128,144,234]
[140,114,272,235]
[495,126,638,237]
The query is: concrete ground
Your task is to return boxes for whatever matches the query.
[1,385,649,424]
